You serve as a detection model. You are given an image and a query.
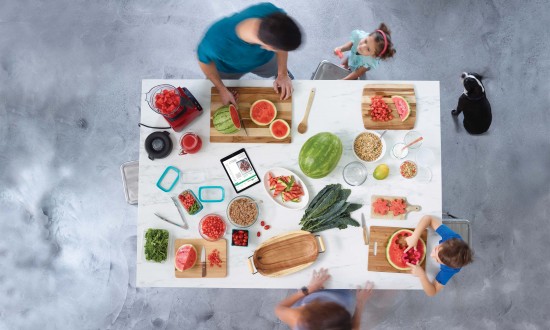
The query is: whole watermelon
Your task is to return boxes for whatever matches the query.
[299,132,343,178]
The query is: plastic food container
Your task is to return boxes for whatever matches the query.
[198,186,225,203]
[199,214,227,242]
[226,196,259,228]
[177,189,203,215]
[142,228,172,264]
[231,229,249,247]
[120,161,139,205]
[156,166,180,192]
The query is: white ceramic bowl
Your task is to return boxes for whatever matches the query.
[352,131,387,163]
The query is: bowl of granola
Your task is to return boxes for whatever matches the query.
[353,131,386,163]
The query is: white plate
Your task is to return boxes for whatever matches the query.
[263,167,309,210]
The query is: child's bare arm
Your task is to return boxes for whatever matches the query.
[410,264,445,296]
[342,66,368,80]
[405,215,442,251]
[335,41,353,53]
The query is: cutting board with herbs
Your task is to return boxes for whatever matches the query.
[174,238,227,278]
[210,87,292,143]
[368,226,427,274]
[361,84,416,130]
[248,231,325,277]
[370,195,421,220]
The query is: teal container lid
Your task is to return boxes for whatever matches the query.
[198,186,225,203]
[156,166,180,192]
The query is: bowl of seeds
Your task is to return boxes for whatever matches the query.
[226,196,259,228]
[353,131,386,163]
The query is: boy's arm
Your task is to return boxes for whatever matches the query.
[406,215,442,250]
[273,51,292,100]
[198,61,237,106]
[342,66,368,80]
[408,263,445,296]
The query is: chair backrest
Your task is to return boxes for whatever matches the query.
[442,219,472,247]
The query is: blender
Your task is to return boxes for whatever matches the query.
[145,84,203,132]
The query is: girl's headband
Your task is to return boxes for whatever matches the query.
[376,29,388,57]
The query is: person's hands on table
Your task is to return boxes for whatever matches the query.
[307,268,331,293]
[404,235,419,253]
[220,88,239,106]
[407,262,425,277]
[356,281,374,308]
[273,74,292,100]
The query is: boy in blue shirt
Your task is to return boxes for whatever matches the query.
[405,215,474,296]
[197,3,302,106]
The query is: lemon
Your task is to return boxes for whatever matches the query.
[373,164,390,180]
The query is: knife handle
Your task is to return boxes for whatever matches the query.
[363,227,368,244]
[202,262,206,277]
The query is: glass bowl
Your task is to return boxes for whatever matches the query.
[198,214,227,242]
[352,131,387,163]
[231,229,249,247]
[342,162,368,186]
[404,131,423,149]
[400,161,418,179]
[226,196,259,228]
[391,142,409,159]
[145,84,182,117]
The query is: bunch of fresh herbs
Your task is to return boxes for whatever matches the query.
[144,228,169,262]
[300,184,362,233]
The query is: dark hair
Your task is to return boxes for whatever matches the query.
[439,238,474,268]
[258,12,302,51]
[369,23,396,59]
[297,300,352,330]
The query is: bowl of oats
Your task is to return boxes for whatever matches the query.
[353,131,386,163]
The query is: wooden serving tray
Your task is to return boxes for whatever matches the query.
[174,238,227,278]
[370,195,421,220]
[248,231,325,277]
[210,87,292,143]
[361,84,417,130]
[368,226,427,274]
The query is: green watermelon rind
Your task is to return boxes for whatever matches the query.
[213,105,241,134]
[269,119,290,139]
[299,132,343,179]
[391,96,411,122]
[385,229,426,271]
[250,99,277,126]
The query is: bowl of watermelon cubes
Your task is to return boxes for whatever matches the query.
[263,168,309,210]
[145,84,183,117]
[178,189,203,215]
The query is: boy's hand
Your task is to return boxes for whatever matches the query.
[356,281,374,308]
[307,268,331,293]
[407,262,425,277]
[404,235,419,253]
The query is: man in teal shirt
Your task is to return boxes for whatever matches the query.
[197,3,302,106]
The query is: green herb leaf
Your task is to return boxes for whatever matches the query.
[144,229,169,262]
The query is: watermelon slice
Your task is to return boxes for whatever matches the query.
[175,244,197,272]
[373,198,390,215]
[269,119,290,139]
[392,96,411,122]
[250,99,277,126]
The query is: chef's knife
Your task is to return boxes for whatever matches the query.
[361,213,369,245]
[170,196,189,229]
[201,246,207,277]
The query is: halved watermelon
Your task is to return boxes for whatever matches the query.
[386,229,426,271]
[392,96,411,122]
[250,99,277,126]
[213,104,241,134]
[270,119,290,139]
[175,244,197,272]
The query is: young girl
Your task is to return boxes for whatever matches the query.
[333,23,396,80]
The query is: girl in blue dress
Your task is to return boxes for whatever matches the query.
[333,23,396,80]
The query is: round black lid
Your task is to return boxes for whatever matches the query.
[145,131,173,160]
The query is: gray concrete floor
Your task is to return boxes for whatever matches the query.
[1,0,549,329]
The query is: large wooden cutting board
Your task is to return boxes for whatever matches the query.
[368,226,427,274]
[250,230,324,277]
[370,195,421,220]
[362,84,417,130]
[174,238,227,278]
[210,87,292,143]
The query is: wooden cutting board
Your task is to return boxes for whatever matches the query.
[370,195,421,220]
[249,230,324,277]
[368,226,427,274]
[210,87,292,143]
[361,84,417,130]
[174,238,227,278]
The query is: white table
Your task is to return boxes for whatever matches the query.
[137,79,441,289]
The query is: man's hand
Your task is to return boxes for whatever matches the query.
[356,281,374,308]
[274,74,292,100]
[220,88,238,106]
[407,262,425,277]
[307,268,331,293]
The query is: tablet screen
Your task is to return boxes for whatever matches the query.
[220,148,261,193]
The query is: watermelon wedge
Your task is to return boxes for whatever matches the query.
[392,96,411,122]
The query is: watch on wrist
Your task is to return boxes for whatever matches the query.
[301,286,309,296]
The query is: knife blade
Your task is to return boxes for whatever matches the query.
[201,246,207,277]
[154,213,187,230]
[361,213,369,245]
[170,196,189,229]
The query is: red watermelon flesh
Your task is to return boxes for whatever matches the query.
[389,199,407,216]
[386,229,426,271]
[175,244,197,272]
[250,99,277,126]
[392,96,411,122]
[269,119,290,139]
[229,105,242,129]
[373,198,390,215]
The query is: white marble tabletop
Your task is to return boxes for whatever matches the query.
[137,79,441,289]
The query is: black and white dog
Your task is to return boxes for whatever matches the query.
[451,72,492,134]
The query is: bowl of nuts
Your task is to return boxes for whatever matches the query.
[353,131,386,163]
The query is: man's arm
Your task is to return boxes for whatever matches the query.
[274,290,305,328]
[198,61,237,106]
[273,51,292,100]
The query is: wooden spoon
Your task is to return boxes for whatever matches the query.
[297,88,316,134]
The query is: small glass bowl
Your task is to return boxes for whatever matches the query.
[404,131,423,149]
[199,214,227,242]
[226,196,259,228]
[231,229,249,247]
[400,161,418,179]
[391,143,409,159]
[342,162,368,186]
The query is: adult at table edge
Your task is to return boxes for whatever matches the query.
[197,2,302,106]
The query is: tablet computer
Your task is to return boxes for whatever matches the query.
[220,148,261,193]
